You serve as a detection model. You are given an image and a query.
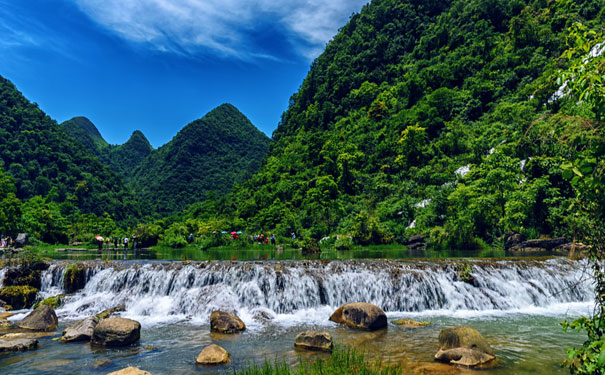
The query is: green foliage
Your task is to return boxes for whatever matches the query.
[231,345,400,375]
[33,295,62,309]
[350,211,392,246]
[0,285,38,310]
[63,263,86,293]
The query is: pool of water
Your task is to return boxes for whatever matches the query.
[0,311,587,375]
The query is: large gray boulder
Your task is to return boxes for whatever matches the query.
[17,305,58,331]
[91,318,140,346]
[0,338,38,352]
[294,331,333,352]
[210,311,246,334]
[61,316,99,342]
[329,302,387,330]
[195,344,230,365]
[434,326,496,367]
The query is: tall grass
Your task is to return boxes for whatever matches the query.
[230,345,401,375]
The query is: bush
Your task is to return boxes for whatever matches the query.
[334,235,353,250]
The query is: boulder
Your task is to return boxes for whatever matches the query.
[404,235,426,250]
[1,261,48,289]
[196,344,230,365]
[329,302,387,330]
[15,233,30,248]
[0,285,38,309]
[435,326,495,367]
[392,319,430,328]
[503,232,524,250]
[0,338,38,352]
[509,237,570,253]
[61,316,99,342]
[17,305,58,331]
[106,367,151,375]
[210,311,246,333]
[294,331,333,352]
[91,317,140,346]
[63,264,87,293]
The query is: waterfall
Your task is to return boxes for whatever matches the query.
[34,258,592,326]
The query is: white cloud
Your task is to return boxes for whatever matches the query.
[72,0,368,60]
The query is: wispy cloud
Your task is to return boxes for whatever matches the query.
[72,0,368,60]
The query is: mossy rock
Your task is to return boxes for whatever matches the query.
[33,295,63,310]
[0,286,38,309]
[392,319,430,328]
[63,264,86,293]
[2,262,48,289]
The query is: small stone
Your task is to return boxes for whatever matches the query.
[106,366,151,375]
[294,331,333,352]
[196,344,230,365]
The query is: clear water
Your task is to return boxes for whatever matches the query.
[0,258,594,374]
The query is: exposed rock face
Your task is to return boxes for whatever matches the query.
[294,331,333,352]
[61,316,99,342]
[196,344,230,364]
[91,318,140,346]
[17,305,58,331]
[63,264,87,293]
[404,235,426,250]
[0,338,38,352]
[503,232,525,250]
[106,367,152,375]
[507,236,570,253]
[0,285,38,309]
[15,233,30,248]
[329,302,387,330]
[435,326,495,367]
[392,319,430,328]
[210,311,246,333]
[1,261,48,289]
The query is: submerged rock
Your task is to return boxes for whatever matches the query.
[18,305,58,331]
[91,318,140,346]
[329,302,387,330]
[294,331,333,352]
[106,367,151,375]
[392,319,430,328]
[0,338,38,352]
[210,311,246,333]
[435,326,495,367]
[61,316,99,342]
[196,344,230,365]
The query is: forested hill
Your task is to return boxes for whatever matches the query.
[0,75,144,223]
[199,0,604,247]
[61,117,153,181]
[131,103,271,214]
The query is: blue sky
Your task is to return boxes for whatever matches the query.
[0,0,368,147]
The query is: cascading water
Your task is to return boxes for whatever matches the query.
[36,258,593,326]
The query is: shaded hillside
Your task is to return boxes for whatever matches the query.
[0,75,143,222]
[132,103,271,214]
[192,0,605,246]
[61,117,152,181]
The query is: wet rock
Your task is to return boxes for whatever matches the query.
[63,264,87,293]
[503,232,525,250]
[392,319,430,328]
[435,347,495,367]
[0,338,38,352]
[106,367,151,375]
[93,359,111,368]
[96,303,126,320]
[0,285,38,309]
[91,317,141,346]
[2,261,49,289]
[509,237,570,253]
[0,312,15,320]
[61,316,99,342]
[435,326,495,367]
[195,344,230,365]
[294,331,333,352]
[412,362,463,375]
[18,305,58,331]
[210,311,246,333]
[329,302,387,330]
[0,319,11,329]
[404,235,426,250]
[251,308,275,322]
[33,295,64,310]
[1,331,57,340]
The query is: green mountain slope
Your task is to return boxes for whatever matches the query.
[61,117,153,181]
[199,0,604,246]
[132,103,271,214]
[0,75,143,222]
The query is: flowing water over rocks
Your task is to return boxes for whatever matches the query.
[0,258,595,374]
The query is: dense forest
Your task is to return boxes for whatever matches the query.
[1,0,604,251]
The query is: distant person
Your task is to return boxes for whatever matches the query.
[291,232,296,240]
[271,234,275,245]
[132,235,138,250]
[188,234,194,244]
[114,236,118,248]
[123,237,128,249]
[264,236,268,245]
[97,237,103,251]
